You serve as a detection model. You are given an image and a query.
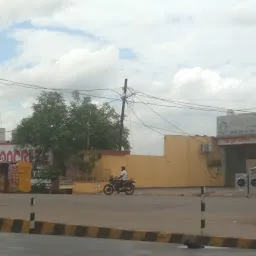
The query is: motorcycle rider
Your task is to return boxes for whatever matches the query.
[117,166,128,193]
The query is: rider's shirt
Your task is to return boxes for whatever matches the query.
[120,170,128,181]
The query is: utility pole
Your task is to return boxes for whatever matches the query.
[119,78,128,151]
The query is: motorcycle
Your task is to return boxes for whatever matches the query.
[103,176,136,195]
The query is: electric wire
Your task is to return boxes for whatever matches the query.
[127,89,221,179]
[124,119,194,135]
[127,104,165,136]
[0,78,121,95]
[128,88,190,136]
[0,78,222,179]
[134,91,256,113]
[128,101,232,113]
[1,77,254,114]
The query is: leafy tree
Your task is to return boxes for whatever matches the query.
[12,91,130,176]
[40,166,62,181]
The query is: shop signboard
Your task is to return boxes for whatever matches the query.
[0,143,51,163]
[217,113,256,137]
[218,137,256,145]
[0,143,52,187]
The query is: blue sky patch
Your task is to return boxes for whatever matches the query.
[0,20,137,64]
[14,20,87,36]
[0,20,102,64]
[0,30,18,64]
[119,48,136,60]
[13,20,102,42]
[12,20,32,29]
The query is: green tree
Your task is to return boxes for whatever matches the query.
[12,91,130,176]
[68,91,130,150]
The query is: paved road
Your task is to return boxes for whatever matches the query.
[0,233,254,255]
[135,187,246,197]
[1,194,256,238]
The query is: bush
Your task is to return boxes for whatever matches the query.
[31,183,49,194]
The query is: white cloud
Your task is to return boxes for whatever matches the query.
[0,0,66,29]
[1,29,119,95]
[231,0,256,26]
[0,0,256,154]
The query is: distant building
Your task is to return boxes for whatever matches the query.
[217,111,256,186]
[0,128,5,142]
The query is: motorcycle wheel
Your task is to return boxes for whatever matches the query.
[124,184,135,195]
[103,184,114,195]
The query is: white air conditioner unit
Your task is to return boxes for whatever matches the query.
[235,173,248,196]
[201,143,212,153]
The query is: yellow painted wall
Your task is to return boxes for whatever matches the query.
[73,182,107,194]
[74,135,223,193]
[127,155,167,187]
[164,136,222,187]
[18,161,32,192]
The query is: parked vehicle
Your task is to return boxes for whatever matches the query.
[103,176,136,195]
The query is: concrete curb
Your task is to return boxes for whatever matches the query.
[0,218,255,249]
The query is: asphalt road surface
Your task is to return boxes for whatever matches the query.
[1,194,256,238]
[0,233,255,256]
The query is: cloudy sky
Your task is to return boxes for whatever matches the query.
[0,0,255,155]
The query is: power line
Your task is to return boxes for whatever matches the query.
[128,88,221,180]
[127,88,190,136]
[0,78,123,109]
[124,119,194,135]
[127,101,229,113]
[128,89,256,170]
[146,97,250,102]
[78,93,119,101]
[2,77,253,114]
[133,92,222,172]
[134,91,256,113]
[2,80,121,102]
[127,104,165,136]
[136,95,190,135]
[0,81,120,102]
[129,92,221,179]
[2,77,255,113]
[0,78,121,95]
[127,90,210,142]
[104,98,121,104]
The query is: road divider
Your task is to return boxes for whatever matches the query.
[0,217,255,249]
[200,186,206,235]
[29,197,35,233]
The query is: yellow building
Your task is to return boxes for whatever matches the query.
[73,135,223,193]
[17,161,32,192]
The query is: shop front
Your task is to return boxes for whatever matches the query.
[0,161,32,193]
[217,113,256,187]
[0,142,53,190]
